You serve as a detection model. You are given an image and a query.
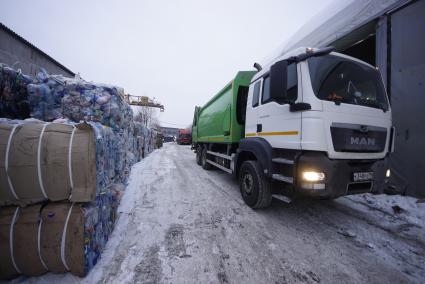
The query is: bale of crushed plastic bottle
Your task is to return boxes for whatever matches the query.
[0,120,97,206]
[27,72,134,132]
[0,64,32,119]
[0,184,122,279]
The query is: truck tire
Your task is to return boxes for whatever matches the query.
[196,145,202,166]
[201,146,213,170]
[239,160,272,208]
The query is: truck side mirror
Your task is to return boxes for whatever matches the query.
[270,60,288,103]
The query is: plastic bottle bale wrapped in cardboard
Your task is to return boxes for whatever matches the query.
[0,205,48,280]
[0,206,20,280]
[0,119,97,206]
[39,186,122,276]
[0,184,122,279]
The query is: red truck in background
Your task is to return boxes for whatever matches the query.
[177,129,192,145]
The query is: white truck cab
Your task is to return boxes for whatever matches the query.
[243,47,393,199]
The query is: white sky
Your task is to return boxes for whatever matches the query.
[1,0,335,128]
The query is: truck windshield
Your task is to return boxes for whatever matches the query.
[308,55,389,111]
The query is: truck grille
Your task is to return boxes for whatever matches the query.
[330,123,387,153]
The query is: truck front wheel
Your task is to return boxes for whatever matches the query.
[239,160,272,209]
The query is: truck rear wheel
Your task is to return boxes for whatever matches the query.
[239,160,272,208]
[201,146,212,170]
[196,146,202,166]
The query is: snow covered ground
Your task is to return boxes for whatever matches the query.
[9,143,425,284]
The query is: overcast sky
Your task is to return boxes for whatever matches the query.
[1,0,336,127]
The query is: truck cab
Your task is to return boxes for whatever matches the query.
[177,129,192,145]
[242,47,392,200]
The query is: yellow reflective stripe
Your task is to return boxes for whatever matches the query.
[245,131,299,137]
[259,131,299,136]
[208,137,225,141]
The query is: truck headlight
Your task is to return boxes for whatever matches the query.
[386,169,391,178]
[302,171,325,182]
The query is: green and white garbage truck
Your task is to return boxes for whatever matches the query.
[192,47,394,208]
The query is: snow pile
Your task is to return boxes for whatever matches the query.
[348,193,425,228]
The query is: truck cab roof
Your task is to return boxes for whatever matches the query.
[251,47,377,82]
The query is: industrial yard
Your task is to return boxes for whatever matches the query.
[1,0,425,283]
[12,144,424,284]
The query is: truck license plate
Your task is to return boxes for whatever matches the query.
[353,171,374,182]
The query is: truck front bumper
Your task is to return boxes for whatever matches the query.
[294,152,388,199]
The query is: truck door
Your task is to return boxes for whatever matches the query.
[256,63,301,149]
[245,80,261,137]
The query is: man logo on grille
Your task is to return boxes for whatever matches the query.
[350,137,376,146]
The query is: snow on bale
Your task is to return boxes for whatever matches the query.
[0,119,126,206]
[0,64,32,119]
[0,184,123,279]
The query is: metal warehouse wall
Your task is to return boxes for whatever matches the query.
[0,24,74,77]
[385,0,425,197]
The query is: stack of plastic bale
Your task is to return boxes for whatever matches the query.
[26,72,136,184]
[27,73,132,132]
[143,127,152,156]
[0,64,32,119]
[133,122,146,161]
[114,122,136,182]
[26,69,151,173]
[146,129,157,154]
[0,119,123,279]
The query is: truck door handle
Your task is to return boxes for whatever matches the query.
[257,124,262,133]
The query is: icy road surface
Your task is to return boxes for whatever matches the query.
[19,143,425,284]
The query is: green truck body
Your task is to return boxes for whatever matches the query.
[192,71,256,144]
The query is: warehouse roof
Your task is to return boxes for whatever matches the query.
[0,22,75,76]
[262,0,408,66]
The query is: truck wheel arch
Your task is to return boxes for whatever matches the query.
[235,138,273,177]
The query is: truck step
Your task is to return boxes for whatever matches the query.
[207,151,232,160]
[206,159,233,174]
[272,174,293,184]
[272,158,294,165]
[272,194,293,203]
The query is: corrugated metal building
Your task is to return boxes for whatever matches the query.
[0,22,74,77]
[268,0,424,197]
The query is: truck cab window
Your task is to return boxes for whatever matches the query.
[308,55,388,111]
[287,63,298,102]
[252,81,261,107]
[261,76,271,104]
[262,63,297,105]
